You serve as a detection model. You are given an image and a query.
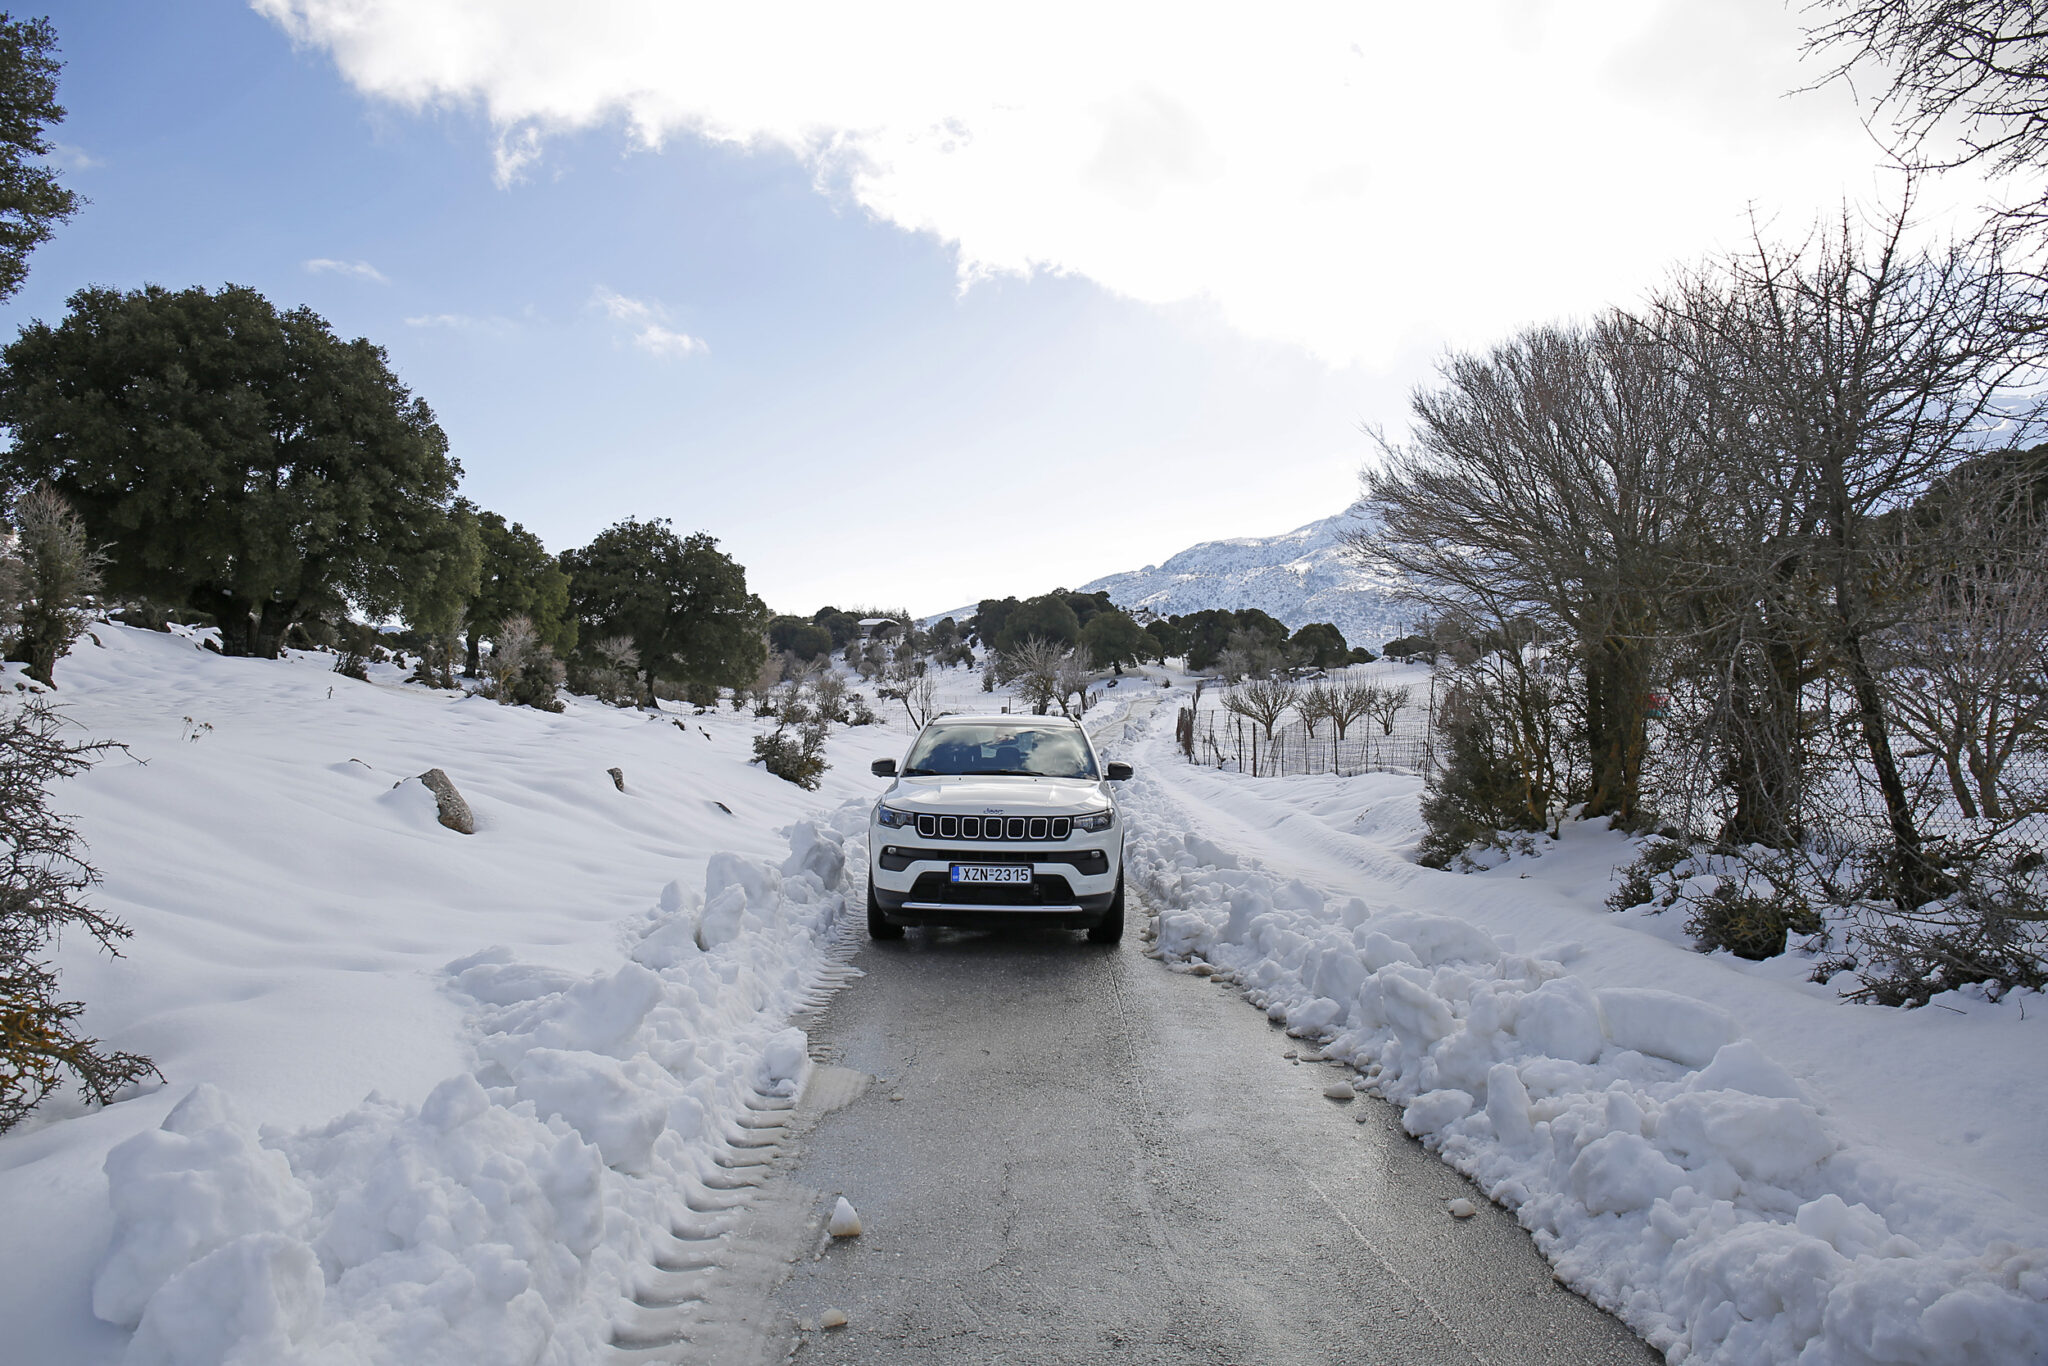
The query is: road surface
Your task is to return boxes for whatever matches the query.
[753,915,1657,1365]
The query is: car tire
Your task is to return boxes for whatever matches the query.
[1086,872,1125,944]
[867,877,904,940]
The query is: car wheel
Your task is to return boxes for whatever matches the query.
[1086,872,1125,944]
[867,877,904,940]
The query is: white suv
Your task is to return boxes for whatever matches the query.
[867,714,1132,943]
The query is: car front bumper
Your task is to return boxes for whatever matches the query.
[869,838,1120,927]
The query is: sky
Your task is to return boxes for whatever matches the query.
[5,2,1991,617]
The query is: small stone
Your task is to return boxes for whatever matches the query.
[1448,1198,1477,1219]
[820,1308,848,1329]
[889,1094,903,1102]
[1282,1049,1299,1060]
[797,1319,816,1332]
[827,1196,862,1237]
[608,766,626,792]
[1323,1082,1356,1101]
[1189,962,1216,977]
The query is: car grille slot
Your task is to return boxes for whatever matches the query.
[904,814,1077,843]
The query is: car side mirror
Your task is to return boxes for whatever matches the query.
[872,758,898,777]
[1105,762,1133,781]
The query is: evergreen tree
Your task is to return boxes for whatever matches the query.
[561,518,766,705]
[1288,621,1350,668]
[462,504,575,676]
[1079,607,1146,672]
[0,284,462,657]
[995,593,1081,652]
[0,16,79,304]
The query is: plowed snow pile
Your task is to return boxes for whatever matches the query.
[1122,703,2048,1365]
[0,625,903,1364]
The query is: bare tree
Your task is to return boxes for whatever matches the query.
[1327,678,1378,740]
[1295,680,1336,736]
[1002,637,1067,715]
[1874,455,2048,821]
[1365,684,1412,736]
[1666,198,2044,900]
[1804,1,2048,195]
[1222,677,1294,744]
[1055,644,1094,717]
[1355,309,1708,827]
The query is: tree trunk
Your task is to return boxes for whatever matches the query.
[254,599,296,660]
[464,629,482,679]
[196,589,258,657]
[1839,623,1942,905]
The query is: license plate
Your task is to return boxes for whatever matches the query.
[950,863,1031,885]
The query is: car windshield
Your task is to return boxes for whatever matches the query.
[902,723,1098,778]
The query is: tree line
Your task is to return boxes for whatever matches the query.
[0,280,769,705]
[1356,190,2048,1003]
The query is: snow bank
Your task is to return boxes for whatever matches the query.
[91,806,861,1364]
[1131,826,2048,1364]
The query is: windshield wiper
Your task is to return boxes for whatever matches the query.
[901,767,939,777]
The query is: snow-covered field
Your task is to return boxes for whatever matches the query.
[1117,696,2048,1364]
[0,625,926,1364]
[6,631,2043,1364]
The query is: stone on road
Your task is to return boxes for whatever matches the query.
[772,923,1656,1365]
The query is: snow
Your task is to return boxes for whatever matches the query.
[0,624,912,1364]
[7,626,2044,1364]
[1120,696,2048,1364]
[928,501,1410,648]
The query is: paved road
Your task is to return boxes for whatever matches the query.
[765,917,1657,1365]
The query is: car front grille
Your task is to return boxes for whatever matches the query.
[915,814,1071,842]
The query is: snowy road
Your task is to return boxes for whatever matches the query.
[766,926,1655,1363]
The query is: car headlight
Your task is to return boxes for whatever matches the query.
[875,804,918,829]
[1072,809,1114,833]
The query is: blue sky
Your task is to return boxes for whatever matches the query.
[9,2,1976,616]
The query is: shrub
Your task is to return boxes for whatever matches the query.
[753,720,829,789]
[1,699,158,1132]
[1607,838,1693,913]
[332,621,379,681]
[1845,857,2047,1006]
[5,486,103,687]
[1416,684,1547,868]
[482,615,566,712]
[1684,880,1821,960]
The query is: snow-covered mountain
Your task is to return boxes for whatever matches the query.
[1080,503,1412,651]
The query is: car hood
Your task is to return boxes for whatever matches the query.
[882,776,1110,814]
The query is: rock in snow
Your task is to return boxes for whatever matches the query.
[1323,1081,1356,1101]
[827,1196,863,1238]
[413,767,474,833]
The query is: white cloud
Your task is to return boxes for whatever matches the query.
[591,286,707,358]
[633,323,707,358]
[303,257,389,283]
[255,0,1998,367]
[49,141,102,171]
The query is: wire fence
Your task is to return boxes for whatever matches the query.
[1175,663,1442,778]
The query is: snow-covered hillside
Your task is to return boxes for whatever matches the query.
[0,627,922,1365]
[1079,503,1411,649]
